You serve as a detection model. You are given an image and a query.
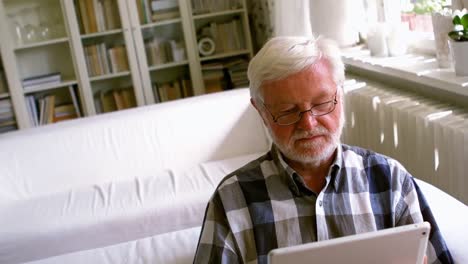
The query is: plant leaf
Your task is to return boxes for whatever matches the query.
[453,15,462,25]
[461,14,468,29]
[448,31,461,41]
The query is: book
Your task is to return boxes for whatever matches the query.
[0,71,7,94]
[77,0,90,33]
[103,0,120,30]
[86,0,98,33]
[22,72,61,86]
[181,79,192,98]
[22,73,62,92]
[0,124,16,133]
[100,90,117,113]
[113,89,125,110]
[68,86,82,117]
[167,80,182,101]
[94,0,105,32]
[46,95,56,124]
[157,83,170,102]
[121,89,137,108]
[26,95,39,126]
[53,104,78,123]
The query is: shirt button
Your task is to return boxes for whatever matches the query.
[319,200,323,207]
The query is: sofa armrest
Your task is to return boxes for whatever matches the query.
[415,179,468,263]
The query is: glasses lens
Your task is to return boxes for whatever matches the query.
[276,112,300,125]
[276,101,336,125]
[312,101,336,115]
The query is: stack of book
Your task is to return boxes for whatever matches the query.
[145,38,186,66]
[225,59,249,88]
[84,44,129,76]
[201,62,228,93]
[76,0,121,34]
[191,0,242,14]
[152,78,192,102]
[0,99,16,133]
[26,86,81,126]
[94,88,137,114]
[22,72,62,92]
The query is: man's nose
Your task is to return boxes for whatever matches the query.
[296,110,318,130]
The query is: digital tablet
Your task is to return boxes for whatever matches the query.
[268,222,430,264]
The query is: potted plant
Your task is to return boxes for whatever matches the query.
[448,10,468,76]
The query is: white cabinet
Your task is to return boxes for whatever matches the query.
[0,0,253,132]
[0,0,83,130]
[0,51,17,133]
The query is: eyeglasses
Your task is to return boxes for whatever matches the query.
[262,91,338,126]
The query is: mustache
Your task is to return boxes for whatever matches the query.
[291,125,330,140]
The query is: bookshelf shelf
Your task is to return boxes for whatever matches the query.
[149,61,189,71]
[193,9,244,20]
[0,93,9,99]
[23,80,78,94]
[14,38,70,51]
[141,18,182,29]
[200,50,250,62]
[89,71,131,82]
[81,29,124,40]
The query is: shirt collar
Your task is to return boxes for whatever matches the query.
[270,143,343,195]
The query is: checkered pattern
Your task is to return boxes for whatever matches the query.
[193,144,453,264]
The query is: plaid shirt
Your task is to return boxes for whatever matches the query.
[193,144,453,264]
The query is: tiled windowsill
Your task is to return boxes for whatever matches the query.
[341,46,468,100]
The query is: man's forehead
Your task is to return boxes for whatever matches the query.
[261,77,336,104]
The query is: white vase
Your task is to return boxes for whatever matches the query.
[431,13,453,68]
[367,23,389,57]
[386,23,409,56]
[449,40,468,76]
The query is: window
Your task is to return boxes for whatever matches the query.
[374,0,452,54]
[400,0,451,33]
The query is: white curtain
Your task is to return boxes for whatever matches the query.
[248,0,366,48]
[272,0,313,37]
[309,0,365,47]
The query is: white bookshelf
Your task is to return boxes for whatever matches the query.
[0,0,253,132]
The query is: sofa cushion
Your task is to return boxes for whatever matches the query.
[25,226,202,264]
[0,152,264,264]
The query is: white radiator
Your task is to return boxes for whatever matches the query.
[342,79,468,205]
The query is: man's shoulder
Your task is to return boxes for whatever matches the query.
[341,144,402,167]
[216,151,274,189]
[341,144,412,187]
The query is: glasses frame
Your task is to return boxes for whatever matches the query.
[262,90,338,126]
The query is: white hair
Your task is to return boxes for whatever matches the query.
[247,36,345,101]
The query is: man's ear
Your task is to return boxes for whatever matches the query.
[250,97,260,112]
[251,97,269,126]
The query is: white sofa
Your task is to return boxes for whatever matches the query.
[0,88,466,264]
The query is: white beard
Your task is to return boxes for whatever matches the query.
[267,113,345,167]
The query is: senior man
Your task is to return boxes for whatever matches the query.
[193,36,452,264]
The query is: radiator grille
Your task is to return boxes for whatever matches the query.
[342,79,468,204]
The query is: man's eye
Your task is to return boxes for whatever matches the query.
[275,105,296,113]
